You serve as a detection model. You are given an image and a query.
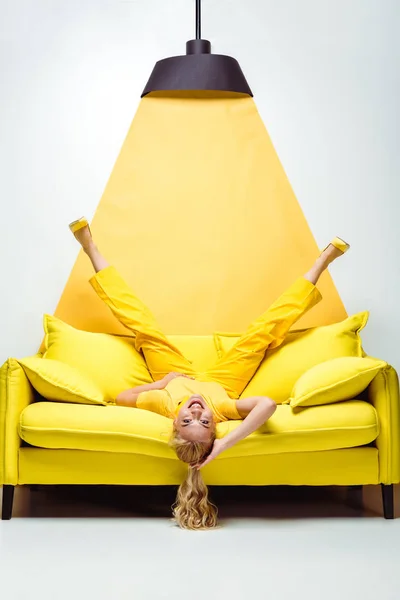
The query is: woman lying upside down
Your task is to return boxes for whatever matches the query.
[70,218,349,530]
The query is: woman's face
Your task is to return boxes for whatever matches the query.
[175,395,215,443]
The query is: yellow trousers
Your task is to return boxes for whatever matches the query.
[90,267,322,398]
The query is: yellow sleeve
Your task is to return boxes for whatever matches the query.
[136,390,173,418]
[217,398,242,421]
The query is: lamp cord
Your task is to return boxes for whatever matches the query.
[196,0,201,39]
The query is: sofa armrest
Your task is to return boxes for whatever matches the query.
[368,365,400,484]
[0,358,36,485]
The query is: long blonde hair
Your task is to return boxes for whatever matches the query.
[170,430,218,530]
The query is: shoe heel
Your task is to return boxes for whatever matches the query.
[321,236,350,255]
[69,217,89,234]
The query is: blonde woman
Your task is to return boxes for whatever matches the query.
[70,218,349,530]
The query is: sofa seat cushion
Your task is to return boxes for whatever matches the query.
[20,402,175,459]
[19,400,378,458]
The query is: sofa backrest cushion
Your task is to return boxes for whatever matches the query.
[40,311,368,406]
[214,312,369,403]
[167,335,219,373]
[42,314,152,403]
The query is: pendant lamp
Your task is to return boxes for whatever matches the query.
[141,0,253,97]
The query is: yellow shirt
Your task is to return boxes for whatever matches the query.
[136,377,241,423]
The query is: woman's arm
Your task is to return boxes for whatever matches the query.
[196,396,276,468]
[116,380,164,407]
[115,372,192,407]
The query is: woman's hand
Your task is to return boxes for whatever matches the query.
[194,438,227,469]
[160,372,194,387]
[195,398,277,468]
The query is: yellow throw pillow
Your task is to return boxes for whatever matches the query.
[289,356,386,407]
[214,312,369,403]
[42,315,152,402]
[18,357,106,405]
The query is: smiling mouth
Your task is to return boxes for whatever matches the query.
[188,397,205,409]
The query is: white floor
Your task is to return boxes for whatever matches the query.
[0,485,399,600]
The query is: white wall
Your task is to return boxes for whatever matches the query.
[1,0,399,370]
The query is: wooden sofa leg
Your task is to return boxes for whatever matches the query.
[1,485,15,520]
[381,484,394,519]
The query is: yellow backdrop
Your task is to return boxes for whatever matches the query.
[55,91,346,335]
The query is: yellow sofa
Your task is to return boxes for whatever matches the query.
[1,316,399,520]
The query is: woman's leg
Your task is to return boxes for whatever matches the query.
[206,244,346,398]
[73,224,109,272]
[303,243,345,285]
[73,225,194,379]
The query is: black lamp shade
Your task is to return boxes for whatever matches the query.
[141,41,253,97]
[141,0,253,98]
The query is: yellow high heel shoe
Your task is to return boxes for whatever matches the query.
[321,236,350,255]
[69,217,90,234]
